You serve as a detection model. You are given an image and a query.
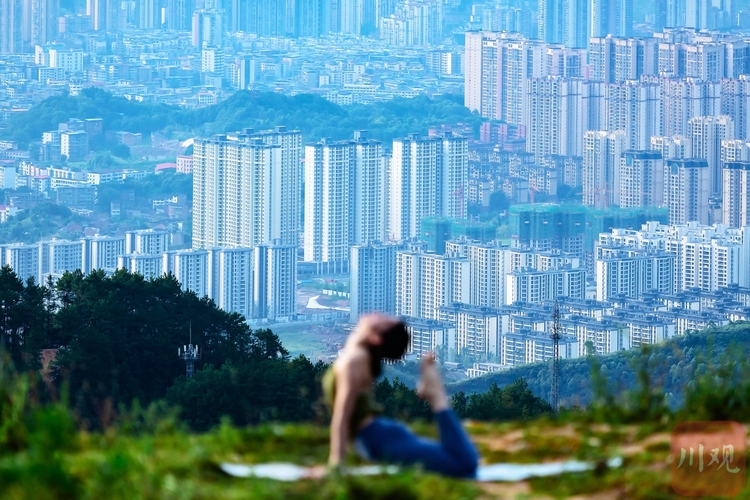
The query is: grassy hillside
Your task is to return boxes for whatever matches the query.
[452,321,750,409]
[4,321,750,498]
[0,404,690,500]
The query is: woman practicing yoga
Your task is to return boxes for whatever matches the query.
[323,313,479,478]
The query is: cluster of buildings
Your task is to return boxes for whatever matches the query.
[191,125,470,261]
[464,29,750,222]
[0,159,151,200]
[2,4,750,377]
[0,229,295,322]
[351,220,750,375]
[470,0,749,45]
[0,0,466,123]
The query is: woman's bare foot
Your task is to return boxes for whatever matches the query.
[417,353,450,412]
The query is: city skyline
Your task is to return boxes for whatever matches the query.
[1,0,750,375]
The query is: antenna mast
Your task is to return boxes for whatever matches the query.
[178,321,201,378]
[550,300,561,412]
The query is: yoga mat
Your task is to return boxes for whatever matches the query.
[220,457,623,482]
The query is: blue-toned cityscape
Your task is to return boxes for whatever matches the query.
[0,0,749,380]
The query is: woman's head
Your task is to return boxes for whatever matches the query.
[365,318,409,377]
[377,321,410,360]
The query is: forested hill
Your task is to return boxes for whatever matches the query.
[452,321,750,408]
[2,88,480,147]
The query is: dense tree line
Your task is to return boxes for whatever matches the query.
[0,266,303,428]
[1,89,177,147]
[96,171,193,211]
[2,89,482,148]
[374,377,551,423]
[0,203,77,244]
[0,265,550,432]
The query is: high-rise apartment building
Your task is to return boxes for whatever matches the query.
[254,0,291,36]
[193,131,296,320]
[251,126,302,246]
[406,318,456,359]
[201,46,224,74]
[0,0,23,54]
[598,222,750,292]
[304,131,384,266]
[254,240,297,320]
[722,162,750,228]
[450,240,509,309]
[661,79,721,137]
[437,304,505,357]
[594,247,674,301]
[1,244,40,282]
[664,159,710,224]
[295,0,327,37]
[721,77,750,141]
[193,10,225,48]
[389,132,467,240]
[41,239,82,282]
[431,240,585,308]
[208,247,254,319]
[165,0,194,30]
[722,139,750,164]
[505,267,585,305]
[686,0,733,29]
[464,32,549,124]
[136,0,160,29]
[525,77,585,161]
[687,115,735,195]
[582,130,627,208]
[60,130,88,162]
[192,133,284,249]
[538,0,563,44]
[618,151,664,209]
[657,35,748,80]
[166,249,209,298]
[117,253,163,280]
[82,236,125,274]
[30,0,58,47]
[350,242,401,322]
[651,135,693,160]
[379,0,441,46]
[605,81,660,150]
[589,0,633,38]
[507,204,587,254]
[395,250,470,320]
[87,0,123,31]
[588,36,657,83]
[49,48,84,73]
[126,229,170,255]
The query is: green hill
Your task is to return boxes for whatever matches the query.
[2,89,480,148]
[452,321,750,410]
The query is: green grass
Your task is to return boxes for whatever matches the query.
[7,412,744,499]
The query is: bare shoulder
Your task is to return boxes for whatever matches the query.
[333,347,371,386]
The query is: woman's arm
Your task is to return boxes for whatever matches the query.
[329,373,359,466]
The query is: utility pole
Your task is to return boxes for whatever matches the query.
[550,300,561,412]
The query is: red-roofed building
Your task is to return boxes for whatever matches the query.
[155,162,177,174]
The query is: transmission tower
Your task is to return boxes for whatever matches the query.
[550,300,562,412]
[178,322,201,378]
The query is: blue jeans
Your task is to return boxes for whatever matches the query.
[354,410,479,478]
